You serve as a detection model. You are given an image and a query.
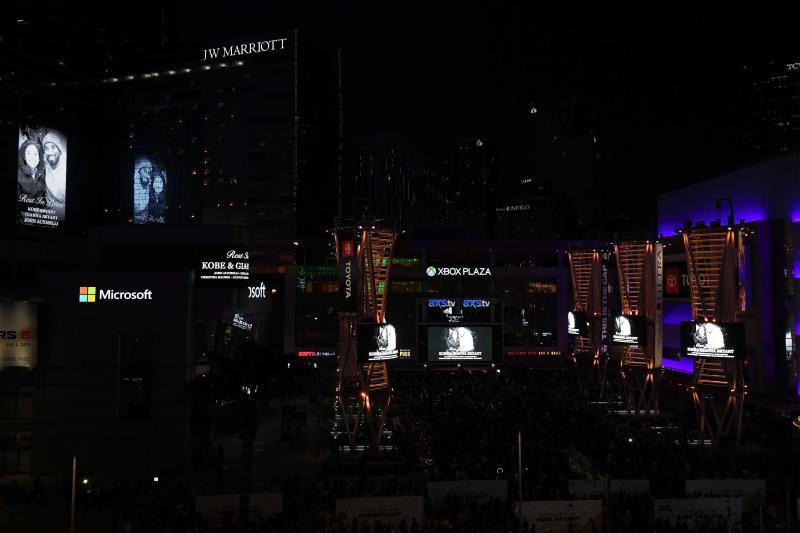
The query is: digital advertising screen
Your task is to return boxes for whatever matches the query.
[611,315,648,345]
[133,155,168,224]
[568,311,589,336]
[0,301,37,370]
[198,247,250,283]
[681,321,745,360]
[426,326,496,362]
[17,125,67,228]
[426,298,493,323]
[357,323,400,363]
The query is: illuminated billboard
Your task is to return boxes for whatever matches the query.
[17,126,67,228]
[611,315,648,345]
[426,298,493,323]
[681,321,745,360]
[426,326,497,362]
[357,324,399,362]
[0,302,37,369]
[568,311,589,336]
[133,156,167,224]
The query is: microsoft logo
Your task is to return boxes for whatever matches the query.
[78,286,153,303]
[79,286,97,303]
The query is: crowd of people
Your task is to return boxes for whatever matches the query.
[1,366,797,532]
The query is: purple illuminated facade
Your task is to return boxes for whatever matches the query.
[658,152,799,396]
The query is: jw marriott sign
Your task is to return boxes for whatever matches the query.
[203,37,288,62]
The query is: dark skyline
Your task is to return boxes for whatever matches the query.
[172,1,798,197]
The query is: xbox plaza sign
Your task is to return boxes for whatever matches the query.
[426,266,492,277]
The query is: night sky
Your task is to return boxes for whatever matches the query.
[166,1,798,218]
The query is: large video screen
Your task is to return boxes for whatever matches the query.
[568,311,589,336]
[17,126,67,228]
[133,155,167,224]
[681,321,745,360]
[426,326,495,362]
[426,298,493,323]
[357,324,400,363]
[611,315,647,345]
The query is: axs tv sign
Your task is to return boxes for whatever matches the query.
[338,234,359,312]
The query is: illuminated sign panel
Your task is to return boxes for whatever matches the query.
[357,324,400,362]
[199,249,250,281]
[338,232,360,312]
[426,267,492,277]
[426,298,493,323]
[78,286,153,302]
[202,37,288,61]
[611,315,647,345]
[133,156,167,224]
[568,311,589,336]
[426,326,496,362]
[0,302,37,369]
[681,322,745,360]
[18,125,67,228]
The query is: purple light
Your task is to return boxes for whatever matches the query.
[663,303,692,326]
[662,357,694,374]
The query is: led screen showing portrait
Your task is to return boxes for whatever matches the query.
[680,321,745,360]
[611,315,647,345]
[426,326,495,362]
[357,324,400,362]
[568,311,589,336]
[133,156,167,224]
[17,126,67,228]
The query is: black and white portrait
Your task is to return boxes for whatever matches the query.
[614,315,632,337]
[18,125,67,228]
[375,324,397,354]
[445,327,475,353]
[692,322,726,351]
[133,156,168,224]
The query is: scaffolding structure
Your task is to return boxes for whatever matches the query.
[568,249,608,396]
[333,220,397,451]
[614,241,662,416]
[684,227,746,446]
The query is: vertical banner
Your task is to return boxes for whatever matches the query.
[601,250,609,354]
[338,230,360,313]
[0,302,37,369]
[17,126,67,228]
[655,243,664,367]
[133,156,168,224]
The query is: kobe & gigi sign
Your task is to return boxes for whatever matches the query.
[200,250,250,281]
[203,38,288,61]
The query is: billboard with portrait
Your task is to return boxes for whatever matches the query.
[568,311,589,336]
[17,126,67,228]
[357,323,400,362]
[611,315,648,345]
[426,326,497,362]
[680,321,745,360]
[133,155,167,224]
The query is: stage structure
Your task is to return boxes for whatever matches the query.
[333,218,397,451]
[613,241,663,416]
[683,227,747,446]
[567,249,609,396]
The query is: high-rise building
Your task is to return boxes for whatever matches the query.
[439,138,501,238]
[95,30,343,266]
[352,132,448,230]
[525,100,604,237]
[740,60,800,162]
